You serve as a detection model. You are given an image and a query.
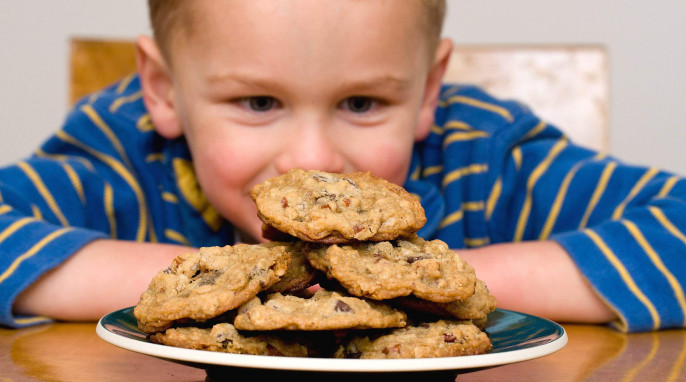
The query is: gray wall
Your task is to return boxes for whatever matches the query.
[2,0,685,174]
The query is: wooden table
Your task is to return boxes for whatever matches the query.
[1,322,684,381]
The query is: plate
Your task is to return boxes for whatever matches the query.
[97,307,566,374]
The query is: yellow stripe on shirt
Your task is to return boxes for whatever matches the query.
[443,164,488,187]
[17,161,69,227]
[441,95,514,122]
[443,131,490,148]
[109,91,143,113]
[0,217,34,245]
[104,183,116,239]
[486,177,502,221]
[0,227,73,285]
[657,175,680,198]
[422,165,443,177]
[34,149,96,172]
[165,229,190,246]
[512,147,523,171]
[540,154,603,240]
[464,237,490,247]
[115,74,135,94]
[81,104,135,171]
[612,167,659,220]
[579,161,617,229]
[61,162,86,205]
[137,114,155,132]
[13,316,52,326]
[439,209,463,229]
[514,138,568,242]
[584,228,660,330]
[521,120,547,141]
[649,206,686,247]
[162,192,179,204]
[56,130,148,242]
[621,219,686,325]
[443,120,473,131]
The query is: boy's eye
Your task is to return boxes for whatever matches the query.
[342,96,375,113]
[239,96,278,112]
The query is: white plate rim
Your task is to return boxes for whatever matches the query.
[96,308,567,373]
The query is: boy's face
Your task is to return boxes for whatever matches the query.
[145,0,449,242]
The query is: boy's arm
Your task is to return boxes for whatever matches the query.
[459,240,616,324]
[425,85,686,332]
[13,239,192,322]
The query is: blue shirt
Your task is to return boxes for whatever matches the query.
[1,75,685,331]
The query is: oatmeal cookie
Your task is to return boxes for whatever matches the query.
[250,169,426,243]
[264,242,320,294]
[393,279,497,322]
[134,244,291,333]
[334,320,491,359]
[149,323,311,357]
[233,290,407,331]
[305,236,476,303]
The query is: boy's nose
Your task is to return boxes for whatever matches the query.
[274,122,346,174]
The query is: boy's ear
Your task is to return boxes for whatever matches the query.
[135,35,183,139]
[416,38,453,142]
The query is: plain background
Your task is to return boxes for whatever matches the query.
[1,1,685,174]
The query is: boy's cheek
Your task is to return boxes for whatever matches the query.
[349,142,413,184]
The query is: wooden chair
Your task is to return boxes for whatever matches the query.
[70,39,609,151]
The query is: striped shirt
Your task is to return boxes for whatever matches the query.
[1,76,684,332]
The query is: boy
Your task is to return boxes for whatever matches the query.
[1,0,684,332]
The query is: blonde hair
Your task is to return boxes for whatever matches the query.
[148,0,446,59]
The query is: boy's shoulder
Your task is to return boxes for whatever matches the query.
[68,74,150,134]
[435,83,535,132]
[427,83,548,149]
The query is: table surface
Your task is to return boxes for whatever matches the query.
[1,321,684,381]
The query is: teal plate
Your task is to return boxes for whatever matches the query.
[97,307,566,374]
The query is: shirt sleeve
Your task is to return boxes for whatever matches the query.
[486,110,686,332]
[0,157,109,327]
[0,86,153,328]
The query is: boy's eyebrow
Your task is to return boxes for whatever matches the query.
[205,72,412,93]
[337,75,412,93]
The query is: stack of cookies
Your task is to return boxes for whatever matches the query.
[133,169,496,359]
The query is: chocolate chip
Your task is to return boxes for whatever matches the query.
[345,350,362,359]
[406,256,425,264]
[334,300,353,313]
[313,174,333,182]
[198,270,222,286]
[220,339,232,349]
[266,344,284,356]
[443,333,457,343]
[382,343,401,355]
[344,178,358,188]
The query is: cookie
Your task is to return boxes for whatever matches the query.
[305,236,476,303]
[394,279,497,322]
[264,242,320,294]
[334,320,492,359]
[250,169,426,243]
[149,323,311,357]
[134,244,291,333]
[233,290,407,331]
